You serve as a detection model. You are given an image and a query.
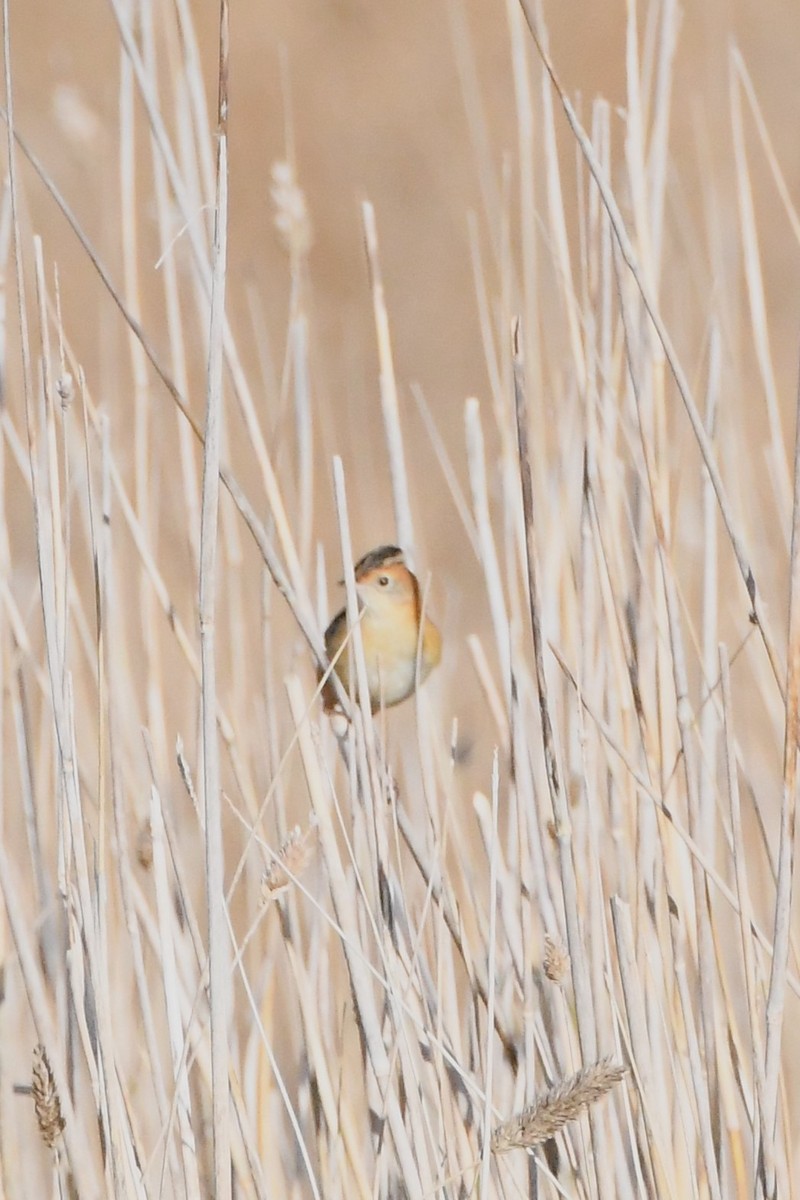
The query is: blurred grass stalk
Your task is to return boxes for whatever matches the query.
[0,0,797,1197]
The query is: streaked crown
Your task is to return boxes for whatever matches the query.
[353,544,405,580]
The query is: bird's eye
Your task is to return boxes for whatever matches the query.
[378,574,390,587]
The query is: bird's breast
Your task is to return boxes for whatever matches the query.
[361,603,436,707]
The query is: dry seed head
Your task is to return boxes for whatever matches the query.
[491,1058,625,1154]
[261,824,316,901]
[136,820,154,870]
[270,160,313,257]
[32,1045,65,1149]
[56,372,74,408]
[543,934,569,984]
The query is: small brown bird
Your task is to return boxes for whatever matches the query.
[322,545,442,713]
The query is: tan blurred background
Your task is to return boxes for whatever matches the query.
[13,0,800,519]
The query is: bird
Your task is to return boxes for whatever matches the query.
[321,545,442,713]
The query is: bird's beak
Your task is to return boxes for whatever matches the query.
[337,576,366,610]
[340,573,371,609]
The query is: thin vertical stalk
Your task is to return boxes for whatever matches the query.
[720,645,771,1197]
[362,201,414,556]
[761,355,800,1198]
[513,322,614,1198]
[200,4,230,1196]
[479,751,500,1197]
